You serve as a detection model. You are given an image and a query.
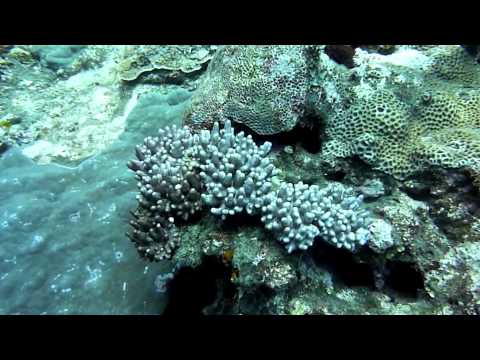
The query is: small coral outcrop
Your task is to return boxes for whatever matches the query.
[127,120,373,260]
[118,45,216,82]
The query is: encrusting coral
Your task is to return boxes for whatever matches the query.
[118,45,216,82]
[183,45,480,181]
[184,45,310,134]
[426,45,480,84]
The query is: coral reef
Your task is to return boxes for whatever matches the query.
[320,88,480,179]
[3,45,480,315]
[128,125,203,221]
[127,207,179,262]
[7,47,35,63]
[401,169,480,243]
[1,45,129,163]
[127,120,373,259]
[182,45,480,181]
[184,45,480,181]
[124,46,480,315]
[0,46,209,164]
[321,89,413,178]
[425,242,480,314]
[425,45,480,84]
[25,45,112,77]
[30,45,86,69]
[0,86,191,314]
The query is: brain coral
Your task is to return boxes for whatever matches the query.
[184,45,310,135]
[322,89,480,179]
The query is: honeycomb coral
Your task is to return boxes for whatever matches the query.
[417,91,480,132]
[184,45,309,135]
[427,45,480,85]
[322,90,413,177]
[415,128,480,172]
[322,89,480,179]
[412,91,480,172]
[325,91,410,142]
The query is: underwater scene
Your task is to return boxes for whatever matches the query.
[0,45,479,315]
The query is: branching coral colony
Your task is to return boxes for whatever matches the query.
[127,120,374,260]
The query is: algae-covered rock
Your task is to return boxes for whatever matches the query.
[426,242,480,314]
[117,45,216,83]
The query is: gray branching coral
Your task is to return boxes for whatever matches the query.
[261,182,373,253]
[194,120,279,219]
[127,125,203,261]
[128,120,373,260]
[128,125,203,221]
[262,182,322,252]
[126,207,179,262]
